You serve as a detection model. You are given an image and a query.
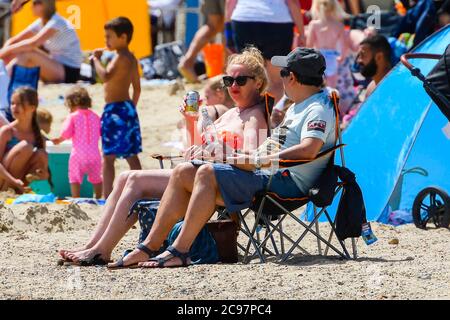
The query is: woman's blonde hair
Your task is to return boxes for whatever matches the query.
[311,0,349,21]
[226,47,268,94]
[205,74,233,104]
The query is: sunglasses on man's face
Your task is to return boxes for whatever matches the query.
[222,75,255,87]
[280,68,291,78]
[32,0,43,5]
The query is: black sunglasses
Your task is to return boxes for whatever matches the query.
[32,0,43,5]
[280,68,291,78]
[223,75,255,87]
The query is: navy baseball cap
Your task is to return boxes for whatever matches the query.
[271,47,326,78]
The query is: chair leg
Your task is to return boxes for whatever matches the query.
[351,238,358,259]
[238,209,266,263]
[280,208,348,261]
[323,210,351,259]
[279,218,285,255]
[313,206,322,256]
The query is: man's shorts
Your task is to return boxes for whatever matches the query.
[201,0,225,16]
[101,100,142,159]
[192,161,305,213]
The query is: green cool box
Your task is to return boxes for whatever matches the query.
[31,143,93,198]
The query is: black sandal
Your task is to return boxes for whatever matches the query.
[78,253,109,267]
[108,243,156,270]
[145,245,191,268]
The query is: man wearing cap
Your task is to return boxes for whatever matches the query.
[112,48,335,268]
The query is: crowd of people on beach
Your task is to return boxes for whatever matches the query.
[0,0,449,267]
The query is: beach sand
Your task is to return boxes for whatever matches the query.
[0,83,449,300]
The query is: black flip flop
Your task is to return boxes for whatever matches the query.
[78,253,109,267]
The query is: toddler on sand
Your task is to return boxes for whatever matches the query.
[52,86,102,199]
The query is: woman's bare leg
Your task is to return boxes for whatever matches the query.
[141,164,224,267]
[26,150,49,180]
[59,171,135,257]
[0,141,34,191]
[7,49,65,83]
[66,169,173,263]
[108,163,198,267]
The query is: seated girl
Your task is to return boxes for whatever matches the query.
[0,87,49,193]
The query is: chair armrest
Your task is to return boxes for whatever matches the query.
[271,144,346,168]
[151,153,183,161]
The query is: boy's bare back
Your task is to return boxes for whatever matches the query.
[104,49,140,104]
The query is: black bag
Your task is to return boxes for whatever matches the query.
[140,41,185,80]
[308,161,338,208]
[334,166,367,241]
[425,44,450,121]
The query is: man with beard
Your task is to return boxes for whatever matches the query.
[356,35,392,99]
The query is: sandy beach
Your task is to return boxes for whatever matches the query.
[0,83,449,300]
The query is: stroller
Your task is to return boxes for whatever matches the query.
[400,43,450,229]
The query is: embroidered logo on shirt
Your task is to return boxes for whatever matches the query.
[307,120,326,133]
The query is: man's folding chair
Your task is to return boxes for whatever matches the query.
[3,65,40,121]
[230,91,359,263]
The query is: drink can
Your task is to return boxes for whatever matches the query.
[185,91,200,114]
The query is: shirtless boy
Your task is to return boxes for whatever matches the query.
[91,17,142,198]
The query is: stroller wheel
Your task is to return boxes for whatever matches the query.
[412,187,450,229]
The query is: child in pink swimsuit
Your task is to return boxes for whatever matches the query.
[52,86,102,199]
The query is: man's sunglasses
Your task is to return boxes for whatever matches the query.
[32,0,43,5]
[222,75,255,87]
[280,68,291,78]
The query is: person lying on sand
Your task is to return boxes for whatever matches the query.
[58,47,269,266]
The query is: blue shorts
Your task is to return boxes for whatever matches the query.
[101,100,142,159]
[192,161,305,213]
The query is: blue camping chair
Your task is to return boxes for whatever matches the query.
[3,65,40,121]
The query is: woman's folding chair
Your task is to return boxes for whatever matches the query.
[229,91,359,263]
[3,65,40,121]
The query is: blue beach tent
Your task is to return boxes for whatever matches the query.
[307,25,450,224]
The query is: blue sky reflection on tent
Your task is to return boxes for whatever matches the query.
[306,25,450,223]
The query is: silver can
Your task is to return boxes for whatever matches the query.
[185,90,200,114]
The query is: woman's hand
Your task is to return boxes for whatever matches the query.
[11,0,28,13]
[294,33,306,47]
[178,96,203,121]
[51,138,62,145]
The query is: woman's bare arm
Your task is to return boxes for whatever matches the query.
[0,27,56,58]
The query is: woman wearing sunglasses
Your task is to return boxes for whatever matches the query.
[59,47,270,266]
[0,0,82,83]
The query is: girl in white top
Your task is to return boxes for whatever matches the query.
[227,0,305,104]
[0,0,82,83]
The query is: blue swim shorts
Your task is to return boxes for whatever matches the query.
[101,100,142,158]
